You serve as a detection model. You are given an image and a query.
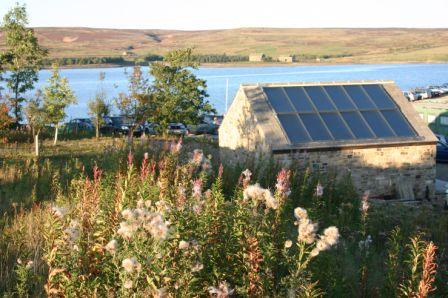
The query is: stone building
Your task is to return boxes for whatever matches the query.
[249,53,265,62]
[219,81,437,200]
[278,55,295,63]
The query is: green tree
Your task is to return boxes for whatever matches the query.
[149,48,215,128]
[0,3,48,125]
[88,72,110,138]
[25,90,46,156]
[43,64,76,145]
[115,66,153,137]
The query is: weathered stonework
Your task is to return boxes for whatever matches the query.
[273,144,436,199]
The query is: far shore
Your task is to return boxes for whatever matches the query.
[46,60,448,70]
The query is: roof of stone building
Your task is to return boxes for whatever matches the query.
[238,80,437,152]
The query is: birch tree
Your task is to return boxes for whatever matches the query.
[43,65,76,145]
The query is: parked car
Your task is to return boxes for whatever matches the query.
[414,89,431,99]
[167,123,189,135]
[133,122,160,137]
[436,134,448,145]
[427,86,444,97]
[100,116,132,135]
[403,91,419,101]
[64,118,94,133]
[436,140,448,162]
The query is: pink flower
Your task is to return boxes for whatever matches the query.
[170,137,183,153]
[275,168,291,197]
[240,169,252,188]
[316,183,324,197]
[192,179,202,199]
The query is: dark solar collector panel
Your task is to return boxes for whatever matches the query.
[263,84,417,144]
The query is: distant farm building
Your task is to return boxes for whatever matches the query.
[249,53,265,62]
[278,55,295,63]
[219,81,437,200]
[413,96,448,135]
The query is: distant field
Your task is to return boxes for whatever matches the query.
[1,27,448,63]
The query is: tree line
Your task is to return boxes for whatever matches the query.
[0,3,215,155]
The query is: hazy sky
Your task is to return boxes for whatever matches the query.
[0,0,447,29]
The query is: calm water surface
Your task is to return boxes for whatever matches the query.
[5,63,448,119]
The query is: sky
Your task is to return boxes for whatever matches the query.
[0,0,447,30]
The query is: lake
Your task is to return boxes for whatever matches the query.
[4,63,448,119]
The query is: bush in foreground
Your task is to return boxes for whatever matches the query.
[0,140,443,297]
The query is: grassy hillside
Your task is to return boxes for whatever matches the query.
[1,27,448,63]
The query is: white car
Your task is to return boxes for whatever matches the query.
[414,89,431,99]
[403,91,418,101]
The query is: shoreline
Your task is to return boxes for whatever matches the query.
[46,60,448,70]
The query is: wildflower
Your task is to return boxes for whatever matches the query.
[137,199,145,209]
[117,221,138,240]
[179,240,190,250]
[65,220,80,244]
[127,151,133,166]
[276,168,291,197]
[284,240,293,249]
[202,158,212,172]
[155,200,170,214]
[310,226,340,257]
[105,239,118,254]
[208,281,235,297]
[244,184,278,210]
[26,260,34,269]
[204,189,212,199]
[154,288,167,298]
[144,152,149,160]
[316,182,324,197]
[361,190,370,215]
[51,206,66,218]
[144,213,169,240]
[297,218,318,244]
[191,149,204,165]
[294,207,308,220]
[124,280,133,289]
[192,179,203,199]
[218,164,224,179]
[122,257,141,273]
[192,202,204,214]
[170,137,183,153]
[241,169,252,188]
[264,191,279,210]
[192,262,204,272]
[121,209,135,221]
[243,184,265,201]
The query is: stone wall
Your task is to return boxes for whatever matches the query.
[273,144,436,200]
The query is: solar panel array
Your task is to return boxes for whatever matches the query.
[263,84,416,144]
